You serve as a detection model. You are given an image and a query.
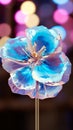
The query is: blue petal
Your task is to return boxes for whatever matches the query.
[10,67,36,90]
[8,78,62,99]
[32,52,71,84]
[8,77,34,96]
[38,83,63,99]
[28,83,62,99]
[8,77,26,95]
[26,26,59,55]
[0,37,30,61]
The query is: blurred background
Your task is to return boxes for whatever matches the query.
[0,0,73,130]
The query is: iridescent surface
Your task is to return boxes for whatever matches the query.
[0,26,71,99]
[0,37,29,61]
[26,26,59,55]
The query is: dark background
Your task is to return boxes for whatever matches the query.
[0,0,73,130]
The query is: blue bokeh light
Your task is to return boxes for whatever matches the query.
[52,0,69,5]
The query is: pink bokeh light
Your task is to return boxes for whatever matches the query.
[69,30,73,43]
[0,23,11,37]
[16,31,25,37]
[0,0,12,5]
[15,24,27,32]
[53,9,69,24]
[63,17,73,30]
[14,10,27,25]
[15,24,27,36]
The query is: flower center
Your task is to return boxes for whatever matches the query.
[27,39,46,58]
[22,38,46,68]
[32,51,38,58]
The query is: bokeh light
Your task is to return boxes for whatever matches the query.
[0,0,12,5]
[53,9,69,24]
[15,24,27,36]
[58,1,73,14]
[0,36,10,47]
[14,10,27,24]
[52,25,67,40]
[15,24,27,32]
[16,31,25,37]
[52,0,69,5]
[20,1,36,15]
[25,14,40,28]
[69,30,73,43]
[39,4,54,18]
[0,23,11,37]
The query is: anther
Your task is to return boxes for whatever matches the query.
[56,34,61,41]
[38,46,46,56]
[33,51,38,58]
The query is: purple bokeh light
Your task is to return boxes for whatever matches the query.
[58,1,73,15]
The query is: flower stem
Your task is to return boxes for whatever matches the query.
[35,98,39,130]
[35,81,39,130]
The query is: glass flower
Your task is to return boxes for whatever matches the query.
[0,26,71,99]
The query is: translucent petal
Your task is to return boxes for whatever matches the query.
[8,77,25,95]
[8,77,34,96]
[32,52,71,84]
[26,25,59,55]
[10,67,36,90]
[8,78,62,99]
[38,83,62,99]
[2,59,27,73]
[26,83,62,99]
[0,37,30,61]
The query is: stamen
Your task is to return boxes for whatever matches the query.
[22,48,31,58]
[41,46,62,60]
[38,46,46,56]
[33,43,37,52]
[33,52,38,58]
[25,37,46,61]
[26,38,34,54]
[26,38,38,58]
